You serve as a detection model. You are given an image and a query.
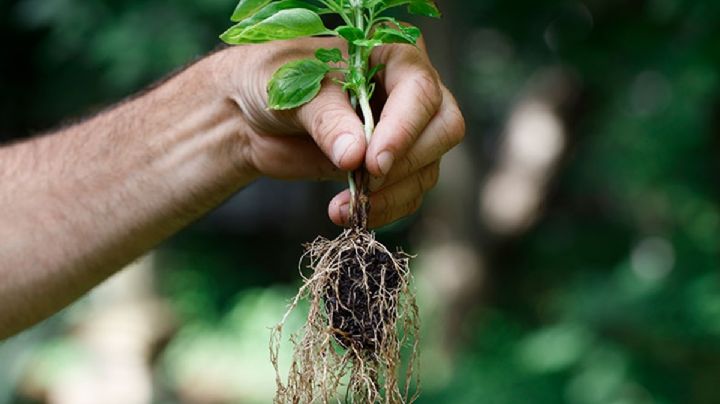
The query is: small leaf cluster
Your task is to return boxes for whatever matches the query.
[220,0,440,110]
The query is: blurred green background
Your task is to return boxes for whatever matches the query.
[1,0,719,403]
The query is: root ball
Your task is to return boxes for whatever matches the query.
[271,228,419,404]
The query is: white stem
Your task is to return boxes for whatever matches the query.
[351,5,374,144]
[358,86,375,144]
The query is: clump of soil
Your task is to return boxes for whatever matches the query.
[271,226,419,403]
[324,247,403,351]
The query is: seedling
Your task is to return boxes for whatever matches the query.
[221,1,440,402]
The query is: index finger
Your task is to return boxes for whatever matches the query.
[365,43,443,177]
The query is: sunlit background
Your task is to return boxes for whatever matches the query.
[2,0,720,403]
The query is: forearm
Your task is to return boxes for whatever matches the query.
[0,54,255,338]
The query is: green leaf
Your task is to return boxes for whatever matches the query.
[229,0,326,33]
[384,0,441,18]
[408,0,441,18]
[231,0,326,23]
[342,68,366,92]
[335,25,365,42]
[373,25,421,45]
[231,0,272,22]
[221,8,330,45]
[315,48,344,63]
[267,59,330,110]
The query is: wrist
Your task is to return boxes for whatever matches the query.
[185,51,260,185]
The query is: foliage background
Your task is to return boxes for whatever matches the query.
[1,0,719,403]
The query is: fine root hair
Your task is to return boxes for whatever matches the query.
[271,228,420,403]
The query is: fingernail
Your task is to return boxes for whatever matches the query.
[339,203,350,223]
[332,134,357,167]
[369,176,385,192]
[377,151,394,176]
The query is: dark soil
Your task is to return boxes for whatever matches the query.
[324,246,403,351]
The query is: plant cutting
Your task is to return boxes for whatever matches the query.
[221,0,441,402]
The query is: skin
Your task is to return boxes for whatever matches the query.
[0,38,464,339]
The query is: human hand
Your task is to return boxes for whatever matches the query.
[210,37,465,228]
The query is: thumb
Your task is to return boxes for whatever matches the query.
[296,80,366,171]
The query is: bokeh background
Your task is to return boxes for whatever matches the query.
[1,0,720,403]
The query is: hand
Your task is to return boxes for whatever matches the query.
[211,37,465,228]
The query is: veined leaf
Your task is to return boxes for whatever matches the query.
[229,0,326,33]
[231,0,327,23]
[268,59,330,110]
[373,25,421,45]
[221,8,330,45]
[384,0,441,18]
[335,26,365,42]
[316,48,344,63]
[231,0,272,22]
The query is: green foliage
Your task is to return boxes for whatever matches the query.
[384,0,441,18]
[227,0,326,33]
[267,59,330,110]
[315,47,344,63]
[220,8,330,44]
[220,0,438,110]
[371,25,422,45]
[231,0,272,22]
[335,25,365,42]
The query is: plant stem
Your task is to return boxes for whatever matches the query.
[357,85,375,144]
[346,3,375,229]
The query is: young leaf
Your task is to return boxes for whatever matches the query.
[384,0,441,18]
[335,26,365,42]
[228,0,326,34]
[268,59,330,110]
[372,25,421,45]
[231,0,272,22]
[315,48,344,63]
[343,69,366,92]
[221,8,330,45]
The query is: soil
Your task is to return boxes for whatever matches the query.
[324,246,403,351]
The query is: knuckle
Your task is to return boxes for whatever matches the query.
[413,72,442,114]
[373,44,394,64]
[405,198,423,216]
[424,164,440,191]
[402,149,422,177]
[372,196,423,227]
[416,164,439,195]
[449,106,467,144]
[311,103,349,144]
[415,172,426,195]
[375,190,396,212]
[438,104,466,151]
[388,118,421,151]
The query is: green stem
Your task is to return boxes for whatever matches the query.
[345,2,375,229]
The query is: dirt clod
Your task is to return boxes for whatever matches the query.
[325,248,402,351]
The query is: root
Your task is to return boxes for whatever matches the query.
[271,228,420,404]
